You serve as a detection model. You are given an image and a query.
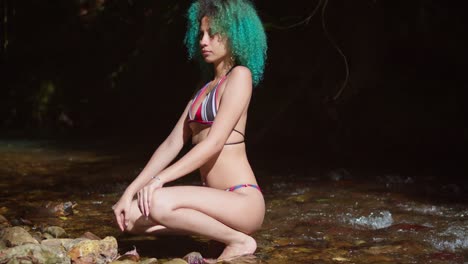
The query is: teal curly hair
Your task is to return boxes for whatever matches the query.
[184,0,267,86]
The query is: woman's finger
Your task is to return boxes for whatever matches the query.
[138,190,144,215]
[145,188,151,217]
[115,210,124,231]
[137,191,142,214]
[142,187,148,217]
[123,210,128,229]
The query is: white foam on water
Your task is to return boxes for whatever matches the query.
[345,211,393,230]
[429,224,468,251]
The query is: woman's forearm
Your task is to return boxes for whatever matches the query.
[123,139,184,197]
[156,139,223,184]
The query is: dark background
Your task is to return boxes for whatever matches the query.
[1,0,467,183]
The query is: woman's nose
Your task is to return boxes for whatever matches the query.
[199,34,208,47]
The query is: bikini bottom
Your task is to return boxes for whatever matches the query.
[225,184,261,192]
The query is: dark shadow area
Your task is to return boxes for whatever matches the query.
[1,0,467,199]
[118,235,224,259]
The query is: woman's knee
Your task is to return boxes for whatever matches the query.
[149,188,173,223]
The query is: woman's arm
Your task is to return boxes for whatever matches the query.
[155,66,253,184]
[122,101,192,198]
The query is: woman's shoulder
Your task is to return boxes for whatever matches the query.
[231,65,251,77]
[228,66,252,85]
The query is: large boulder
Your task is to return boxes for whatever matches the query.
[67,236,118,264]
[0,243,70,264]
[1,226,38,247]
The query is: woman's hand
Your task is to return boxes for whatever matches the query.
[137,176,164,218]
[112,194,133,232]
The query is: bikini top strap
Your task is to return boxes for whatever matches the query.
[232,128,245,138]
[226,65,236,76]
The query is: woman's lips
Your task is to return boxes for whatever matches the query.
[202,50,211,56]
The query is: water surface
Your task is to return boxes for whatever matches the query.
[0,140,466,263]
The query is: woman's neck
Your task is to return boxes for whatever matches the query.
[213,58,234,79]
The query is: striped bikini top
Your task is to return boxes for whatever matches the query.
[187,67,245,145]
[187,76,226,125]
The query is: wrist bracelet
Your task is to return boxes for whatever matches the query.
[151,176,161,181]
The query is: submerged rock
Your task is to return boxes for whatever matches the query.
[80,231,101,240]
[164,258,188,264]
[0,214,11,229]
[115,247,140,262]
[183,251,203,264]
[0,243,70,264]
[110,260,138,264]
[27,201,76,219]
[140,258,158,264]
[1,226,39,247]
[41,238,85,251]
[44,201,76,217]
[43,226,68,238]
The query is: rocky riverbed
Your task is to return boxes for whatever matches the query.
[0,140,467,263]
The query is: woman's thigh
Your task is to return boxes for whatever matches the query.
[151,186,265,234]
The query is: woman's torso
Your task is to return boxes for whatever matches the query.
[187,76,257,190]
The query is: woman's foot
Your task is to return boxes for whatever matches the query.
[217,234,257,261]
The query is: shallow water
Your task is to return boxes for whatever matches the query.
[0,139,467,263]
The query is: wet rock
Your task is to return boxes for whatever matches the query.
[80,231,101,240]
[354,240,366,246]
[0,214,11,229]
[67,236,118,264]
[217,254,258,263]
[43,226,68,238]
[140,258,158,264]
[268,199,288,208]
[364,244,402,255]
[332,256,350,262]
[110,260,138,264]
[8,217,32,227]
[1,226,39,247]
[115,247,140,262]
[183,251,203,264]
[25,201,74,220]
[31,231,44,243]
[164,258,188,264]
[287,191,314,203]
[19,218,33,226]
[0,243,70,264]
[44,201,76,217]
[43,232,55,240]
[41,238,84,251]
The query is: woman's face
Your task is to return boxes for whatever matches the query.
[199,16,229,64]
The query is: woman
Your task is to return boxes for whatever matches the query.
[112,0,267,260]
